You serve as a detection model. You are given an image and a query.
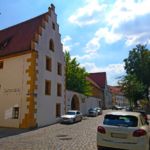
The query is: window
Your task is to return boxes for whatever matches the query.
[52,22,55,30]
[13,107,19,119]
[49,39,54,51]
[0,61,3,69]
[57,62,62,75]
[103,114,138,127]
[46,56,52,71]
[45,80,51,95]
[57,83,62,96]
[56,103,61,117]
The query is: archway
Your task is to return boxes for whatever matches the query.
[71,95,80,110]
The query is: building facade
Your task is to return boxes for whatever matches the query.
[108,86,128,107]
[0,4,65,128]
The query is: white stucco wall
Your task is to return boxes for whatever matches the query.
[66,90,101,115]
[35,9,65,127]
[0,54,31,128]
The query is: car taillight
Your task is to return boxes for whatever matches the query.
[133,129,147,137]
[97,126,106,134]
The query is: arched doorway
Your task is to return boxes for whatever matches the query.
[71,95,80,110]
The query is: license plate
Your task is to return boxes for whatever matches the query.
[111,133,127,139]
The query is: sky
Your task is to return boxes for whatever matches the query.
[0,0,150,85]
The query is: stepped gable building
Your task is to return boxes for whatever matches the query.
[0,4,65,128]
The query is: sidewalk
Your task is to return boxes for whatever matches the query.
[0,127,30,138]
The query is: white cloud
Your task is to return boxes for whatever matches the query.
[63,45,71,52]
[72,54,95,61]
[105,0,150,46]
[62,35,72,52]
[85,27,122,54]
[81,62,125,85]
[83,0,150,48]
[62,36,81,52]
[96,28,122,44]
[68,0,106,27]
[106,0,150,29]
[62,35,72,43]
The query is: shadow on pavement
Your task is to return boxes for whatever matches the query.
[0,127,32,138]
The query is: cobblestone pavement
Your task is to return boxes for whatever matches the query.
[0,114,103,150]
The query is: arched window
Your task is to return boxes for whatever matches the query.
[49,39,54,51]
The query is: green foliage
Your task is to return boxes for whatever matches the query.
[120,44,150,105]
[65,51,92,96]
[119,74,146,106]
[124,44,150,99]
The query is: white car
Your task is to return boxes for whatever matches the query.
[60,110,82,124]
[97,111,150,150]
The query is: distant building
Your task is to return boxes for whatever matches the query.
[108,86,128,106]
[0,4,65,128]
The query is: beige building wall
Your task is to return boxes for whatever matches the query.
[0,52,36,128]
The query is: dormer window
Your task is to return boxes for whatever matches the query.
[49,39,54,51]
[0,37,12,50]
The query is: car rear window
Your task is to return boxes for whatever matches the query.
[103,114,138,127]
[66,112,76,115]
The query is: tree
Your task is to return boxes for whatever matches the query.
[65,51,92,96]
[119,74,146,106]
[124,44,150,100]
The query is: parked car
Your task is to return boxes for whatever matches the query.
[60,110,82,124]
[95,107,102,115]
[134,109,149,124]
[97,111,150,150]
[88,108,98,117]
[125,106,133,111]
[111,105,123,110]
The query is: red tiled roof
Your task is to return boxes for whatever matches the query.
[0,13,47,57]
[86,76,101,90]
[88,72,107,88]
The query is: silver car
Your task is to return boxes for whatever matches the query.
[95,107,102,115]
[60,110,82,124]
[88,108,98,117]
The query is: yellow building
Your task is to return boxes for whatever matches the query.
[0,4,65,128]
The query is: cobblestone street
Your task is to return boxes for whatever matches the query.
[0,115,103,150]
